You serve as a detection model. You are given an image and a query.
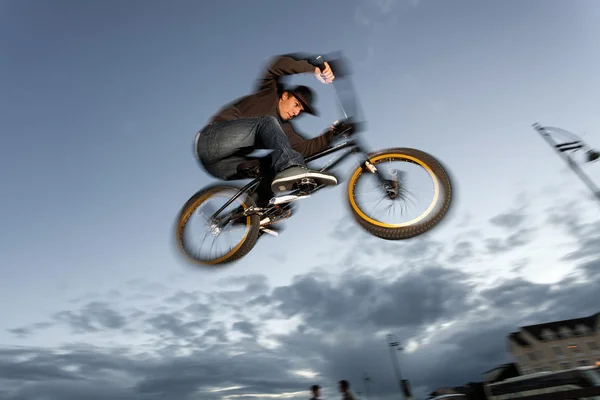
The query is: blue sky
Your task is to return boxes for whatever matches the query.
[1,0,600,399]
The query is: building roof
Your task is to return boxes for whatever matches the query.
[509,312,599,347]
[509,331,530,347]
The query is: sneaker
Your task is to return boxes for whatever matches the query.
[271,166,337,193]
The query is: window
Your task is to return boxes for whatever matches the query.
[560,361,570,370]
[553,346,563,356]
[541,329,555,341]
[587,341,598,351]
[576,324,590,336]
[559,326,572,338]
[579,360,589,366]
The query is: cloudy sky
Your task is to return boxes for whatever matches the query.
[1,0,600,399]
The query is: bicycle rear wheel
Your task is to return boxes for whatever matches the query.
[176,185,260,265]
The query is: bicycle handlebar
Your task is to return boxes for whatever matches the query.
[314,52,365,134]
[315,55,327,73]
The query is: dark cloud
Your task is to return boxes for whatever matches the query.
[54,301,127,334]
[485,227,536,254]
[489,209,527,229]
[561,227,600,262]
[232,321,257,337]
[8,328,32,339]
[3,253,599,400]
[511,257,529,273]
[0,341,317,400]
[4,189,599,400]
[7,323,53,339]
[8,380,142,400]
[144,313,206,339]
[447,240,474,263]
[203,327,229,343]
[545,199,587,238]
[544,197,600,261]
[270,266,478,334]
[164,290,198,305]
[0,354,80,382]
[247,293,272,307]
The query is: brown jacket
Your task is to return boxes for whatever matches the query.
[209,54,334,157]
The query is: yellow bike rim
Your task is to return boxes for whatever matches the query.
[178,190,251,265]
[348,153,440,228]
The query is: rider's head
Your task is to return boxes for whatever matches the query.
[278,85,317,121]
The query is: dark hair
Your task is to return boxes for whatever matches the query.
[311,384,320,392]
[339,380,349,389]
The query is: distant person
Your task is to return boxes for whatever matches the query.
[310,384,321,399]
[339,380,357,400]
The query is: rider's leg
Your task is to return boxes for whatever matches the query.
[196,117,337,192]
[250,116,337,192]
[250,156,275,206]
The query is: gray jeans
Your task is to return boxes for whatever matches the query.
[195,116,304,181]
[194,116,305,205]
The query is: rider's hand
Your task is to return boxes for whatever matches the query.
[315,62,335,84]
[329,120,354,138]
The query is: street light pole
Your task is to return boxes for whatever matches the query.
[387,334,410,400]
[532,123,600,206]
[363,372,371,400]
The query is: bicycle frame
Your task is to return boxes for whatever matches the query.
[208,138,360,220]
[208,132,395,224]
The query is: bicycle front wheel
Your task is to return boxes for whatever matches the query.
[347,148,452,240]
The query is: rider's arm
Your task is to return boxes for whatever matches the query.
[284,124,335,157]
[255,54,316,91]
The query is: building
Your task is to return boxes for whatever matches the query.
[508,311,600,375]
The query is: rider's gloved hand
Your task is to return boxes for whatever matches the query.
[328,120,355,138]
[314,62,335,84]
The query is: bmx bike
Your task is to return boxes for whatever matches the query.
[175,54,453,265]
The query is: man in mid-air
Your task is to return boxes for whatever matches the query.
[194,53,339,208]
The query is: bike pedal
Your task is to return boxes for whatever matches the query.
[260,227,279,237]
[297,178,317,192]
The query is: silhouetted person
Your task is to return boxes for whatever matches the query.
[310,384,321,399]
[339,380,357,400]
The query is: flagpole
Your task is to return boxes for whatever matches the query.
[532,123,600,207]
